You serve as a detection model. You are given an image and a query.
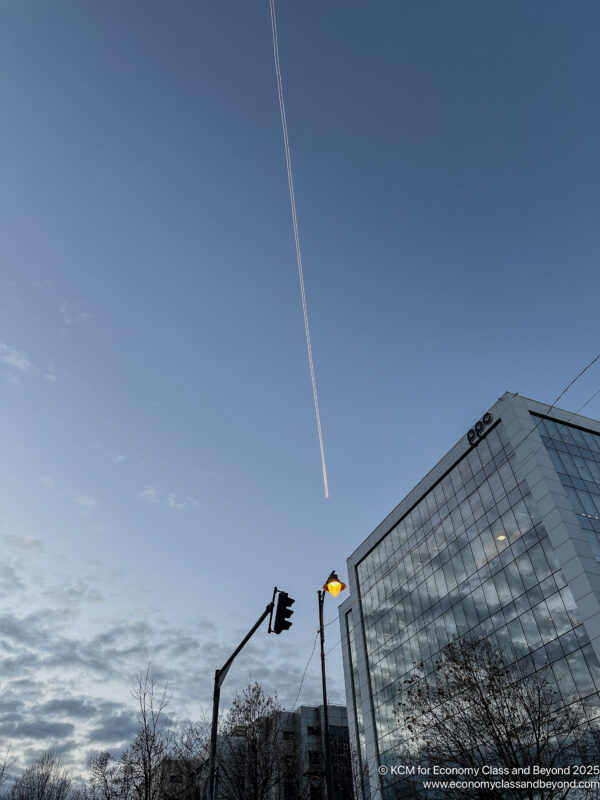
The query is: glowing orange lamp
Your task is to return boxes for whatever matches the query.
[323,570,347,598]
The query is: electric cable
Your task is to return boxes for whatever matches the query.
[287,616,342,712]
[505,353,600,475]
[547,353,600,416]
[576,386,600,415]
[289,630,319,713]
[325,638,342,657]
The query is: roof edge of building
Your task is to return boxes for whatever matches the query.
[346,391,600,569]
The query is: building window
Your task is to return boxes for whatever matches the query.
[354,414,600,794]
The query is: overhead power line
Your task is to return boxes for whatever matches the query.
[509,352,600,475]
[290,630,319,713]
[545,352,600,418]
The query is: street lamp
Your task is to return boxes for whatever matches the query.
[318,570,347,800]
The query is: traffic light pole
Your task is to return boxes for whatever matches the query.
[318,590,334,800]
[207,602,274,800]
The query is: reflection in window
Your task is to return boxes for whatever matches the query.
[354,417,600,788]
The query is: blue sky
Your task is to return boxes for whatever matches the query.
[1,0,599,773]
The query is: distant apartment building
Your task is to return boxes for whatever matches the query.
[279,704,353,800]
[159,757,204,800]
[339,392,600,798]
[186,703,353,800]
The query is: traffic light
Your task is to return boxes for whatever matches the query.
[273,591,295,634]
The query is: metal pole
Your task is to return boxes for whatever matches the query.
[318,590,333,800]
[208,670,221,800]
[206,603,273,800]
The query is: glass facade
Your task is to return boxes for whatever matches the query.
[537,415,600,557]
[346,611,371,799]
[355,418,600,798]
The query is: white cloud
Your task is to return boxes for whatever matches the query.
[73,495,97,511]
[0,564,25,593]
[139,487,197,511]
[38,475,56,490]
[110,454,126,464]
[166,494,183,510]
[167,493,197,511]
[0,343,32,372]
[44,367,58,383]
[139,486,162,503]
[0,534,45,553]
[60,301,93,327]
[198,469,224,480]
[33,278,54,289]
[1,371,20,385]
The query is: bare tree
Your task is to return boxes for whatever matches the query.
[330,739,374,800]
[165,722,209,800]
[397,638,600,800]
[121,667,174,800]
[6,751,73,800]
[328,734,357,800]
[215,683,291,800]
[0,742,13,793]
[87,752,134,800]
[86,668,175,800]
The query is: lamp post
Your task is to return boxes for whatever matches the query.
[318,570,347,800]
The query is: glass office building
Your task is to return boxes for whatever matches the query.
[339,393,600,798]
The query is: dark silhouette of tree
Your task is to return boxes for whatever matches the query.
[85,676,347,800]
[328,730,357,800]
[87,752,134,800]
[166,722,209,800]
[397,638,600,800]
[121,668,174,800]
[330,739,374,800]
[5,751,75,800]
[215,683,293,800]
[0,743,13,793]
[85,667,174,800]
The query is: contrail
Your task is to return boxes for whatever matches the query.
[268,0,329,499]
